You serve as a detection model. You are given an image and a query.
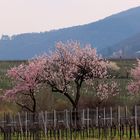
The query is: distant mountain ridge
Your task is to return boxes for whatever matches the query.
[103,32,140,58]
[0,6,140,60]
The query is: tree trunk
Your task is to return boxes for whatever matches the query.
[71,80,82,129]
[72,103,80,130]
[31,91,37,122]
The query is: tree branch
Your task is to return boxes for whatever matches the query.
[16,102,33,112]
[64,92,76,107]
[30,90,36,113]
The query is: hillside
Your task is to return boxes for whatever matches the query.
[102,33,140,58]
[0,6,140,59]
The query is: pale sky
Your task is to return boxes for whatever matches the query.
[0,0,140,37]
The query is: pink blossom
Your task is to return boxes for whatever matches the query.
[96,81,119,100]
[127,59,140,95]
[3,57,46,103]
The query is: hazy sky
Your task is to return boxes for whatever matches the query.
[0,0,140,36]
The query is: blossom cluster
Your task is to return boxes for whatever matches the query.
[128,60,140,95]
[4,57,46,101]
[43,41,108,92]
[96,81,119,100]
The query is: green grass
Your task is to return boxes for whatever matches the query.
[0,128,139,140]
[0,61,25,89]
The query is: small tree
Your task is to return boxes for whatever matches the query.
[43,41,113,112]
[128,59,140,95]
[2,58,46,116]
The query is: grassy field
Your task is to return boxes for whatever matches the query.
[0,60,25,89]
[0,59,136,88]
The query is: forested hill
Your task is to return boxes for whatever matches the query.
[0,6,140,60]
[102,32,140,58]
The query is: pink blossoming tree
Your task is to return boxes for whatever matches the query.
[3,57,46,115]
[128,59,140,95]
[42,41,118,111]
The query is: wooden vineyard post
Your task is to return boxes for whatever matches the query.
[103,107,106,126]
[110,107,113,139]
[96,107,98,127]
[41,111,47,136]
[87,108,90,138]
[74,108,77,140]
[25,112,28,139]
[87,108,89,129]
[53,110,56,129]
[18,112,23,140]
[125,106,128,137]
[65,109,69,129]
[110,107,113,126]
[118,106,121,140]
[135,105,138,139]
[96,107,100,139]
[65,109,69,140]
[45,111,48,137]
[103,107,107,139]
[82,109,85,127]
[69,110,73,140]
